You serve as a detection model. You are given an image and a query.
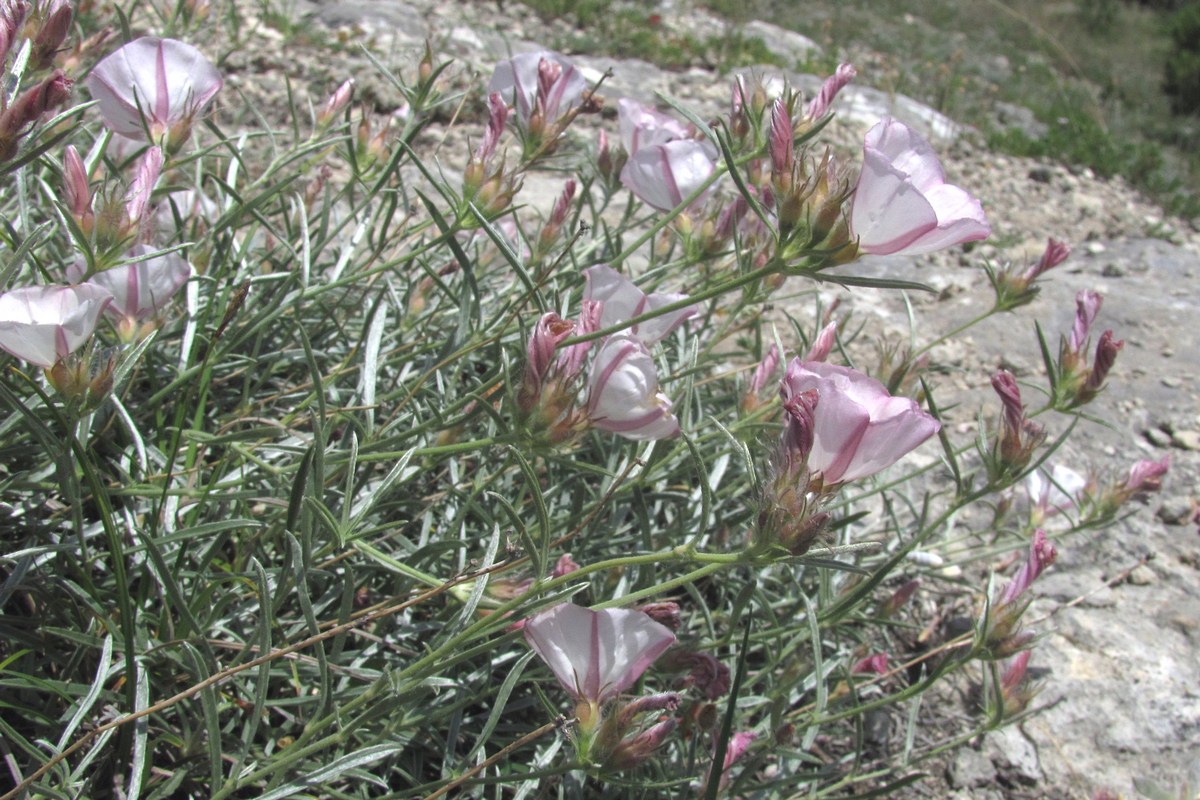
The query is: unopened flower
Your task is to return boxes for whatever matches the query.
[702,730,757,795]
[850,117,989,256]
[805,63,856,120]
[86,37,223,151]
[0,284,113,368]
[742,342,780,412]
[586,333,680,440]
[29,0,72,70]
[583,264,697,344]
[620,140,716,212]
[850,652,889,676]
[990,370,1044,477]
[62,145,94,234]
[986,529,1056,655]
[0,69,72,161]
[989,237,1072,310]
[524,603,675,732]
[780,359,941,487]
[316,79,354,128]
[998,650,1036,716]
[878,579,920,618]
[537,179,577,253]
[804,320,838,363]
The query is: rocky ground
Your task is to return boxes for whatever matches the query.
[215,0,1200,795]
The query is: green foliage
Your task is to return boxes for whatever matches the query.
[0,1,1163,798]
[1164,1,1200,115]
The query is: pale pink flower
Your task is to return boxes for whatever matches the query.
[850,117,990,256]
[618,97,689,156]
[583,264,697,344]
[0,284,113,367]
[487,50,584,124]
[1026,464,1088,517]
[68,245,191,338]
[524,604,675,706]
[780,359,940,485]
[620,140,716,212]
[85,36,223,144]
[586,334,680,440]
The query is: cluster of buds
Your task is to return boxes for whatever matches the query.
[488,51,599,160]
[63,144,163,260]
[758,358,940,554]
[1050,289,1123,409]
[462,92,521,217]
[982,529,1057,658]
[524,604,678,768]
[988,370,1046,481]
[987,238,1072,311]
[766,96,857,266]
[516,266,696,445]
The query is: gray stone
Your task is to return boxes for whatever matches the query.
[1157,497,1195,525]
[742,20,821,67]
[947,746,996,789]
[1146,427,1174,447]
[987,727,1042,786]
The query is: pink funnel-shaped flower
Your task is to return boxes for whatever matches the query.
[85,37,223,143]
[524,604,675,705]
[850,118,989,256]
[586,334,680,440]
[620,140,716,212]
[68,245,191,331]
[618,97,689,156]
[780,359,940,485]
[0,284,113,367]
[488,50,584,124]
[583,265,696,345]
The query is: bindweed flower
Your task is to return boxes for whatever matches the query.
[618,97,689,156]
[989,370,1045,478]
[780,359,941,487]
[583,264,697,345]
[1026,463,1090,524]
[0,284,112,368]
[67,245,191,341]
[86,37,223,152]
[524,603,675,734]
[989,238,1071,311]
[586,333,680,440]
[620,139,716,212]
[489,50,591,155]
[850,117,989,256]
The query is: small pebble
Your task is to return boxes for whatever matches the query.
[1171,430,1200,451]
[1127,564,1156,586]
[1145,428,1173,447]
[1157,497,1195,525]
